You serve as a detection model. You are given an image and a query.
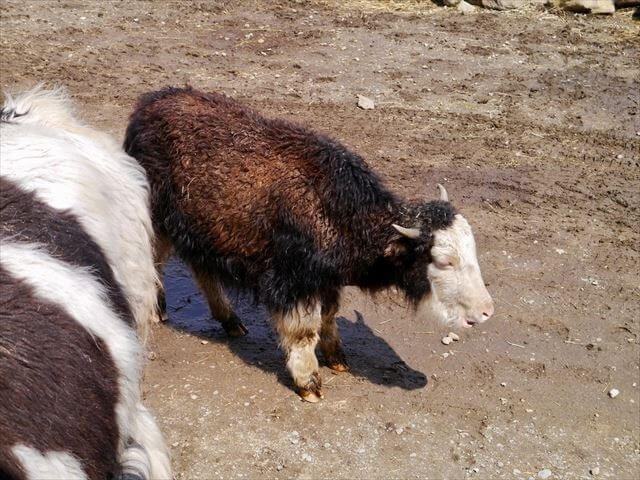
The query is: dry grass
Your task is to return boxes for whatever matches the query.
[318,0,438,14]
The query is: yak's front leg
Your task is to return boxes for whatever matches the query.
[319,300,349,372]
[273,302,323,402]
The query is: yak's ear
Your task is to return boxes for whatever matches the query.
[384,240,407,259]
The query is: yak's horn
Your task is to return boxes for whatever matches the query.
[392,224,421,239]
[437,183,449,201]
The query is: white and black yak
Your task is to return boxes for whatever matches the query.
[0,87,171,480]
[124,87,494,402]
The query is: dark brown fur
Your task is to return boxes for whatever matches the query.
[0,178,133,326]
[124,87,456,314]
[0,178,136,478]
[0,266,120,480]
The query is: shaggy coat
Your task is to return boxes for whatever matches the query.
[125,87,455,313]
[0,88,170,480]
[125,87,459,401]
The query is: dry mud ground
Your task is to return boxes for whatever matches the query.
[1,1,639,479]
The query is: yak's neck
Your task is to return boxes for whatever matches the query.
[341,199,417,290]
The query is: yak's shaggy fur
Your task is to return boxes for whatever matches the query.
[124,87,463,400]
[0,87,170,479]
[125,87,456,312]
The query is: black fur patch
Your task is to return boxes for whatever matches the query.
[0,265,120,479]
[0,177,134,325]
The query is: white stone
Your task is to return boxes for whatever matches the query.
[457,0,478,13]
[538,469,552,479]
[449,332,460,341]
[357,95,375,110]
[590,466,600,476]
[560,0,615,13]
[608,388,620,398]
[442,336,453,345]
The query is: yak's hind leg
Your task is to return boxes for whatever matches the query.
[154,233,174,322]
[319,298,349,373]
[273,302,323,402]
[190,266,248,337]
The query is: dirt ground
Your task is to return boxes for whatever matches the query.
[2,1,639,478]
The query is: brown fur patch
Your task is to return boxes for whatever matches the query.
[0,266,120,479]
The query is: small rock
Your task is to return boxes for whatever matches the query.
[590,466,600,476]
[190,394,198,400]
[357,95,375,110]
[457,0,477,13]
[513,469,522,475]
[442,0,461,4]
[500,382,507,387]
[442,336,453,345]
[276,464,284,471]
[448,332,460,341]
[301,453,313,463]
[289,431,300,444]
[395,427,404,435]
[472,467,479,473]
[497,461,504,468]
[608,388,620,398]
[410,452,417,458]
[500,397,508,405]
[442,352,450,358]
[147,351,157,361]
[538,469,552,479]
[559,0,615,14]
[200,339,209,345]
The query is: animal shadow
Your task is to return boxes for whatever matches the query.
[162,259,427,392]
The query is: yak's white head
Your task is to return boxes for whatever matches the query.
[392,185,494,329]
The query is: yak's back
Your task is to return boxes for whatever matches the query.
[125,87,398,255]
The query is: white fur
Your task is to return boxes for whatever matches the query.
[0,86,157,339]
[12,444,88,480]
[2,244,142,465]
[0,87,170,479]
[419,215,494,329]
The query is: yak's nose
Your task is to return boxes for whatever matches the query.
[481,298,494,322]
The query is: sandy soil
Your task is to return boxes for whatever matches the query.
[1,1,639,478]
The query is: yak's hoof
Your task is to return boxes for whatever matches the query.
[298,372,323,403]
[222,318,249,338]
[323,348,349,373]
[328,362,349,373]
[152,309,168,323]
[300,390,323,403]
